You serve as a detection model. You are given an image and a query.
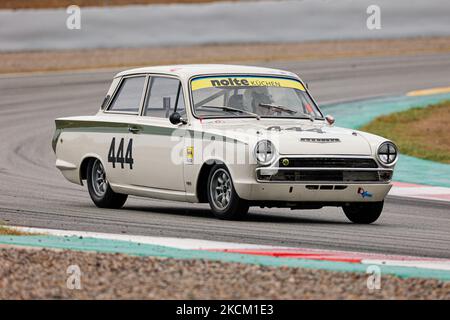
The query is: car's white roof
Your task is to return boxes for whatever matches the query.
[115,64,300,81]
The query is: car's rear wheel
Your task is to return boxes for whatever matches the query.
[207,164,249,220]
[86,159,128,209]
[342,201,384,224]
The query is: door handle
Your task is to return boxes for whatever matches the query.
[128,126,141,134]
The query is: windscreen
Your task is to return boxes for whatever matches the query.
[191,76,322,119]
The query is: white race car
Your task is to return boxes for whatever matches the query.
[53,64,397,223]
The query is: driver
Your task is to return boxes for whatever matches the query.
[242,87,275,116]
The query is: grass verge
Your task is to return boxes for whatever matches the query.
[360,100,450,164]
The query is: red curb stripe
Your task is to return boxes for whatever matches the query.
[212,248,450,265]
[215,249,362,263]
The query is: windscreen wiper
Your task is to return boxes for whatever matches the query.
[258,103,297,115]
[259,103,314,121]
[197,105,261,120]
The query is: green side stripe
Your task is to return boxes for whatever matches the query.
[57,120,179,136]
[55,119,246,145]
[1,235,449,281]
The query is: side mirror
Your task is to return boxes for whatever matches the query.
[325,114,335,126]
[169,112,186,125]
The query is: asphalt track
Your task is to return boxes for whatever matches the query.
[0,53,449,258]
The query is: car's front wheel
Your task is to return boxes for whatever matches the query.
[342,201,384,224]
[86,159,128,209]
[207,164,249,220]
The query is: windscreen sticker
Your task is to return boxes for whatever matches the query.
[191,76,305,91]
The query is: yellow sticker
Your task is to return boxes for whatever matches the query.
[186,146,194,164]
[191,76,305,91]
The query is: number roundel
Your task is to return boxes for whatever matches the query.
[108,137,134,169]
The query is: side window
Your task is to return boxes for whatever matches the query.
[108,76,146,113]
[144,77,185,118]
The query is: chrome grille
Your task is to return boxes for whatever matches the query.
[257,170,381,182]
[257,157,392,183]
[278,157,378,168]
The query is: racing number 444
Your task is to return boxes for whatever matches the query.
[108,137,134,169]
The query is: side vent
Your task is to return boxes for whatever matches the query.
[101,95,110,110]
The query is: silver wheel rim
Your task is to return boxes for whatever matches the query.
[92,160,108,197]
[210,168,232,210]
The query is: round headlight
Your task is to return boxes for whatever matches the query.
[377,141,398,166]
[254,140,276,165]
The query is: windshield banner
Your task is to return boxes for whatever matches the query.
[191,76,305,91]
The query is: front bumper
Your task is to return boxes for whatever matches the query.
[232,155,393,203]
[236,182,391,203]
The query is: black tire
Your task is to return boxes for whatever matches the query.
[86,159,128,209]
[207,164,249,220]
[342,201,384,224]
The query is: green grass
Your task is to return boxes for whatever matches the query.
[360,100,450,164]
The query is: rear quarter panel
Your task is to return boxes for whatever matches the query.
[54,116,131,186]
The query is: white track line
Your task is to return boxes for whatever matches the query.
[9,226,279,250]
[362,259,450,271]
